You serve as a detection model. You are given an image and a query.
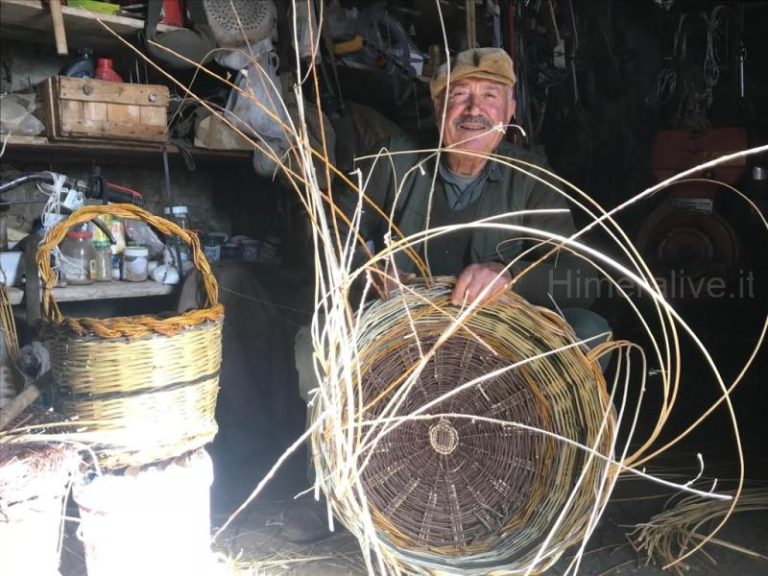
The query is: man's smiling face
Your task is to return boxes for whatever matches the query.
[436,77,516,155]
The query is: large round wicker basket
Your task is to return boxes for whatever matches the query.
[37,204,224,470]
[313,279,618,575]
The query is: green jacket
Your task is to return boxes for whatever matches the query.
[338,134,597,308]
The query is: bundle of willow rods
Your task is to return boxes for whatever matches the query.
[630,487,768,574]
[311,278,618,575]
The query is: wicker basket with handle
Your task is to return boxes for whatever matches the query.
[37,204,224,470]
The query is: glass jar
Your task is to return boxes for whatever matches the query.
[122,245,149,282]
[93,240,112,282]
[163,205,190,230]
[59,223,94,285]
[163,205,190,270]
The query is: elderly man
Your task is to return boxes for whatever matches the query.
[284,47,610,544]
[342,47,603,325]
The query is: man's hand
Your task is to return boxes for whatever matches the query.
[372,264,416,296]
[452,262,511,307]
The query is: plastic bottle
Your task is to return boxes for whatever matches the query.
[163,206,191,270]
[59,223,95,284]
[160,0,184,26]
[94,58,124,83]
[61,47,96,78]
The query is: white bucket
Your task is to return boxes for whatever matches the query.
[73,449,217,576]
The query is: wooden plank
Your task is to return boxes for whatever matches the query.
[56,77,170,107]
[83,101,108,122]
[48,0,69,55]
[42,76,61,139]
[57,118,166,141]
[60,99,83,125]
[3,134,252,161]
[107,102,141,124]
[8,280,176,306]
[23,232,42,323]
[0,0,179,51]
[140,105,166,127]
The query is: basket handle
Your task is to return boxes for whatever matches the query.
[36,204,219,323]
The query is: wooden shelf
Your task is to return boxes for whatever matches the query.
[7,279,175,306]
[0,0,178,53]
[0,1,254,166]
[2,135,252,165]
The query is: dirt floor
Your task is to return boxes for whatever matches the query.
[203,442,767,576]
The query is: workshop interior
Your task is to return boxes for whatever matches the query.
[0,1,767,575]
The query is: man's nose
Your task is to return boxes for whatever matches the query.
[464,92,482,114]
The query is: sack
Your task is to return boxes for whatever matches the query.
[218,38,291,178]
[0,92,45,136]
[142,0,217,70]
[221,38,286,134]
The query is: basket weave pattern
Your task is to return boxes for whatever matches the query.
[317,279,617,574]
[37,204,224,470]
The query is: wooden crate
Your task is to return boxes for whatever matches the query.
[43,76,169,143]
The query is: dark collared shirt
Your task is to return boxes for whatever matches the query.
[438,157,501,211]
[344,135,597,308]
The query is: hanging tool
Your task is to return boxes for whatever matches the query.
[739,42,747,107]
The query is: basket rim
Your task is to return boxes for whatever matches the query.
[36,204,221,336]
[41,306,224,339]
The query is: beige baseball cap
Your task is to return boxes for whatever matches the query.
[430,47,516,99]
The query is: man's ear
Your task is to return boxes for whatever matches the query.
[433,96,446,125]
[507,89,517,122]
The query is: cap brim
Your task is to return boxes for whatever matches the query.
[430,70,515,100]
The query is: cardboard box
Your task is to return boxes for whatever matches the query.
[43,76,169,144]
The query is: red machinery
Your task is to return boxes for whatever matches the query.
[635,127,748,298]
